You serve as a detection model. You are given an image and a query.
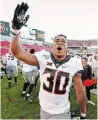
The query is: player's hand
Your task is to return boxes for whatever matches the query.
[12,2,30,30]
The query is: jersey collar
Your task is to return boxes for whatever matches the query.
[50,53,71,68]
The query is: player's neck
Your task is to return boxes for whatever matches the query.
[53,54,67,61]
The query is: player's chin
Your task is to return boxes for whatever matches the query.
[56,53,64,58]
[56,50,64,56]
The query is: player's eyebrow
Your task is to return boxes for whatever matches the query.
[55,39,67,42]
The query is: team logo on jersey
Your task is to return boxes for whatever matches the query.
[62,66,67,68]
[46,62,53,66]
[43,55,50,59]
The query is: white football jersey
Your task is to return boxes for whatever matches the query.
[22,63,38,72]
[5,53,17,66]
[34,50,83,114]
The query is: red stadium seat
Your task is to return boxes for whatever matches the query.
[1,41,10,46]
[0,48,9,56]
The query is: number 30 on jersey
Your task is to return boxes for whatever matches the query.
[43,68,70,95]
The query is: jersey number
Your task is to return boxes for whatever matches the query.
[8,55,14,60]
[43,68,69,95]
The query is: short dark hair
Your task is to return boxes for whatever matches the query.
[55,34,67,39]
[30,49,35,54]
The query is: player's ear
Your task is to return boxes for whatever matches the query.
[64,42,67,49]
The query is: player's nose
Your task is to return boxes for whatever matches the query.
[57,41,63,45]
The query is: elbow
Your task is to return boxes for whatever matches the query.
[11,46,17,56]
[10,37,22,58]
[11,45,21,59]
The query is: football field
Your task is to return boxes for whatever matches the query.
[1,69,97,119]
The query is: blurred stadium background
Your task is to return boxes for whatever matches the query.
[0,20,98,57]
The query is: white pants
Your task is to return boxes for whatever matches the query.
[40,108,71,119]
[6,65,18,78]
[22,70,39,84]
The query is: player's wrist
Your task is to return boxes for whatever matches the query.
[11,29,20,40]
[12,29,20,35]
[81,112,86,117]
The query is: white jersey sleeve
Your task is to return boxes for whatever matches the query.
[34,50,49,63]
[34,50,50,73]
[71,57,83,76]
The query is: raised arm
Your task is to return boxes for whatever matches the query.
[10,2,38,66]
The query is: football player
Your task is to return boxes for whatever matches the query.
[22,48,39,103]
[0,56,4,79]
[5,50,18,88]
[10,2,86,119]
[1,55,7,74]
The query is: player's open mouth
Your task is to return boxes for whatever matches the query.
[57,46,62,50]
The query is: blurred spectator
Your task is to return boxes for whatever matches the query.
[81,57,95,105]
[91,54,98,88]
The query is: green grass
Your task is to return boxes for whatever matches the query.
[70,86,97,119]
[1,69,97,119]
